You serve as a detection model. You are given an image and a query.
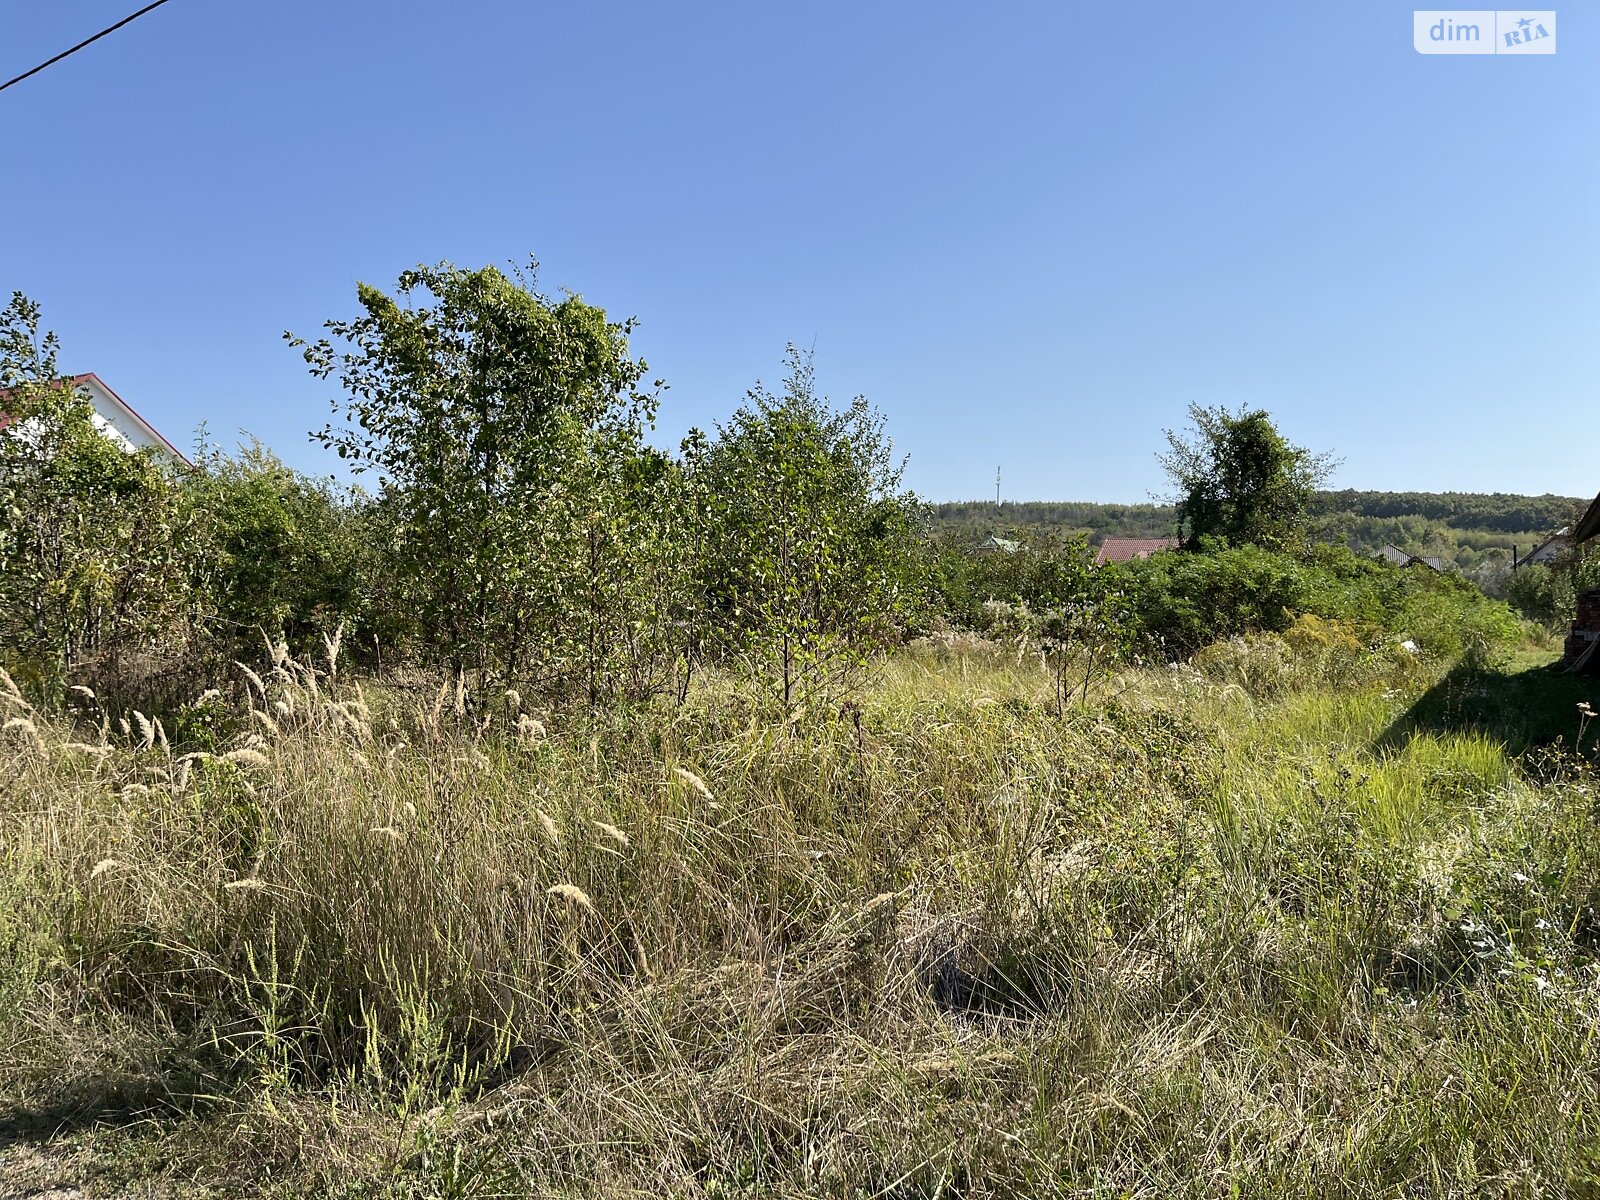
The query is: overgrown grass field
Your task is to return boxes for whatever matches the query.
[4,638,1600,1198]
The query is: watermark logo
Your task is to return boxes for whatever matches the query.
[1415,11,1555,53]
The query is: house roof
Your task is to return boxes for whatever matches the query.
[977,534,1020,553]
[0,373,188,465]
[1095,537,1177,565]
[1376,544,1414,567]
[1376,544,1447,570]
[1574,492,1600,546]
[1516,527,1571,567]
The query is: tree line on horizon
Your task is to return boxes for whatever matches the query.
[931,489,1586,573]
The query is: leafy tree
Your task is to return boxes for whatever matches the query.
[698,348,925,714]
[1157,405,1336,550]
[0,293,192,692]
[288,260,669,698]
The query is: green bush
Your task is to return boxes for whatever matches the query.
[1111,541,1523,660]
[185,437,369,659]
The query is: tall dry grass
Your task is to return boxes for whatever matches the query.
[2,640,1599,1197]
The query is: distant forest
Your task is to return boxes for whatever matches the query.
[930,491,1589,573]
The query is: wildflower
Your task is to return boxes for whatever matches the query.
[1512,871,1531,884]
[1579,702,1596,718]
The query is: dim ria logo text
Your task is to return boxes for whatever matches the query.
[1414,10,1555,53]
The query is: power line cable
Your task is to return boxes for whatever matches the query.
[0,0,176,95]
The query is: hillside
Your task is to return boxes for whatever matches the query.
[931,490,1587,572]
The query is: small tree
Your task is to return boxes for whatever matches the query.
[1159,404,1336,551]
[289,260,667,698]
[1040,578,1132,715]
[698,347,925,714]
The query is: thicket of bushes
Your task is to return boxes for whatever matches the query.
[0,274,1534,724]
[929,533,1523,664]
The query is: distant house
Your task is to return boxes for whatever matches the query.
[1375,544,1447,572]
[976,534,1020,554]
[1095,537,1176,566]
[1376,544,1414,568]
[0,373,188,466]
[1512,527,1570,570]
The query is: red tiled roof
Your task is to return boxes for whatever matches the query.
[1095,537,1177,565]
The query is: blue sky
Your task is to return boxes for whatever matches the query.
[2,2,1594,501]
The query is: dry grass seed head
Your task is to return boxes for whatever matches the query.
[237,662,266,697]
[3,716,40,740]
[547,883,596,914]
[593,821,630,849]
[673,766,714,801]
[323,622,344,675]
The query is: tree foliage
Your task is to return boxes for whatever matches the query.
[183,434,368,656]
[1158,404,1336,550]
[0,294,192,689]
[697,348,925,714]
[289,260,669,696]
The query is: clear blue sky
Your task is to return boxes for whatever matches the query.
[2,2,1594,501]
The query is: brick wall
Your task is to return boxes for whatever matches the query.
[1564,587,1600,665]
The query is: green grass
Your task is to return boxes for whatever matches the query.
[2,642,1599,1198]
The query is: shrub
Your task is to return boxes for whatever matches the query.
[184,437,368,660]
